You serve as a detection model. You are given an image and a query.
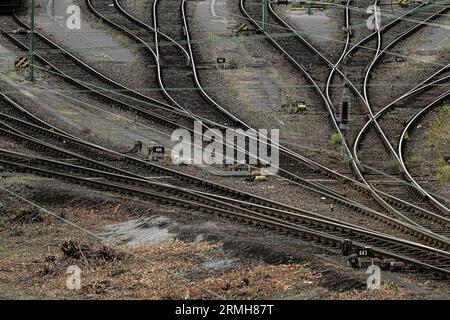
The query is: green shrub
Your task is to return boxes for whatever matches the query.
[438,165,450,183]
[403,131,409,141]
[330,132,342,145]
[384,159,397,169]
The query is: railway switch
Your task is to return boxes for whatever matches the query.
[125,141,150,160]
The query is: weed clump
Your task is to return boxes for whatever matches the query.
[330,132,342,145]
[61,238,123,263]
[9,208,43,224]
[438,165,450,183]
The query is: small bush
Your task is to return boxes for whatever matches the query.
[330,132,342,145]
[403,132,409,141]
[61,238,123,263]
[9,208,43,224]
[384,159,397,169]
[438,165,450,183]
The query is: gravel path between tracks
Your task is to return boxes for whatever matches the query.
[1,177,448,299]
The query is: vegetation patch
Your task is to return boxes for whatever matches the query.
[187,264,316,299]
[423,102,450,185]
[330,132,342,145]
[330,283,417,300]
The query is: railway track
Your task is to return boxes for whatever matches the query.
[3,85,450,255]
[1,0,444,239]
[327,0,450,226]
[399,91,450,212]
[109,1,450,242]
[0,1,449,276]
[0,13,198,131]
[1,147,450,276]
[3,92,441,248]
[353,2,450,225]
[239,0,442,231]
[86,0,216,125]
[90,0,445,240]
[87,0,239,126]
[83,0,430,238]
[0,9,410,241]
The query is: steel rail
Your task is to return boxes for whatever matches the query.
[2,92,448,249]
[90,0,437,233]
[263,0,450,231]
[239,0,437,232]
[323,0,449,228]
[4,0,446,239]
[0,15,193,131]
[263,0,433,226]
[183,0,450,236]
[355,69,450,211]
[107,0,416,228]
[13,12,174,111]
[398,91,450,212]
[357,4,449,168]
[355,3,450,214]
[0,105,427,244]
[1,149,449,275]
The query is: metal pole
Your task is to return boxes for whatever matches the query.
[262,0,269,32]
[28,0,35,82]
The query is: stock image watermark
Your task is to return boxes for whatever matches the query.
[66,5,81,30]
[366,265,381,290]
[366,4,382,30]
[171,121,280,176]
[47,1,81,30]
[66,265,82,290]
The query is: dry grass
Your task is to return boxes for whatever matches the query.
[0,183,426,300]
[187,264,316,300]
[329,283,417,300]
[0,201,321,300]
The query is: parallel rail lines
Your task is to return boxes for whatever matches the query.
[2,90,450,275]
[354,3,450,219]
[1,148,450,276]
[0,93,431,247]
[86,0,430,237]
[240,0,450,235]
[0,0,449,275]
[0,13,195,131]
